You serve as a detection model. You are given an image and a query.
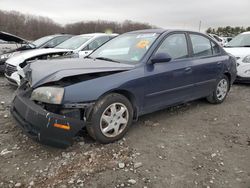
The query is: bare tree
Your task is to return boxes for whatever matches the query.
[0,10,156,40]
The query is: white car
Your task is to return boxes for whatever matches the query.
[5,33,118,85]
[224,32,250,82]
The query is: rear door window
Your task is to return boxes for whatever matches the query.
[190,34,213,57]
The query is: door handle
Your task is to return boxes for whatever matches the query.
[217,61,222,65]
[185,67,192,72]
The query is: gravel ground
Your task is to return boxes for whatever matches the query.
[0,76,249,188]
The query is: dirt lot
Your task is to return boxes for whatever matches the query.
[0,76,249,188]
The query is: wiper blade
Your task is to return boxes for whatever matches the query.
[84,56,92,59]
[95,57,120,63]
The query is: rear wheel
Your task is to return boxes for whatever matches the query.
[207,75,229,104]
[86,93,133,144]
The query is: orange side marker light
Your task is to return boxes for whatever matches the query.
[53,123,70,130]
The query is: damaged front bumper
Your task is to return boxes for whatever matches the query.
[11,87,89,148]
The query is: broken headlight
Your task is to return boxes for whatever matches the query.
[31,87,64,104]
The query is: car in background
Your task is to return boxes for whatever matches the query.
[5,33,117,85]
[0,31,29,72]
[29,34,73,49]
[55,33,117,58]
[11,29,237,147]
[0,34,72,73]
[224,37,233,43]
[224,32,250,82]
[221,36,233,46]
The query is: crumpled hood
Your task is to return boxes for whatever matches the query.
[0,31,28,44]
[224,47,250,59]
[6,48,73,66]
[25,58,135,88]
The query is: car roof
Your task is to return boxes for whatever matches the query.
[48,34,73,37]
[127,29,167,34]
[77,33,118,37]
[126,29,205,35]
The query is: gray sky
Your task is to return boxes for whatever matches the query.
[1,0,249,31]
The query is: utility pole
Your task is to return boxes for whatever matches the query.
[199,21,202,32]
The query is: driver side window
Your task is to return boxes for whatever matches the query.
[156,33,188,59]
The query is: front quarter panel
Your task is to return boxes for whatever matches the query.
[63,66,145,111]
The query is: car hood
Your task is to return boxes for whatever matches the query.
[6,48,73,66]
[0,31,28,44]
[25,58,135,88]
[224,47,250,59]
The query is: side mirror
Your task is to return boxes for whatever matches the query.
[151,52,172,64]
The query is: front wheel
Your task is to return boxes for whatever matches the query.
[86,93,133,144]
[206,75,229,104]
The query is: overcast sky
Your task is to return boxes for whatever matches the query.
[0,0,249,31]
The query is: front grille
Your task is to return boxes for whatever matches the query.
[5,64,17,76]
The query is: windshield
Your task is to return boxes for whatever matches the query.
[32,36,54,47]
[56,36,92,50]
[89,33,159,63]
[227,33,250,47]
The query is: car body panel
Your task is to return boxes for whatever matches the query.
[26,58,135,88]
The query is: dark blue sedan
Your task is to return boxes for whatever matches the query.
[11,29,237,147]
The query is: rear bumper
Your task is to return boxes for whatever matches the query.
[11,89,85,148]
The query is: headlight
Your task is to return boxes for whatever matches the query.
[242,55,250,63]
[31,87,64,104]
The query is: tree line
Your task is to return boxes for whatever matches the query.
[0,10,155,40]
[206,26,250,37]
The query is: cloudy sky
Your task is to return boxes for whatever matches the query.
[0,0,249,31]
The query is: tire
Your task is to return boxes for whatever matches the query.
[206,75,229,104]
[86,93,133,144]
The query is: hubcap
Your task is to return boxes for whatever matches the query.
[100,103,129,138]
[216,79,228,101]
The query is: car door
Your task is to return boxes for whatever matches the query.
[143,32,195,112]
[188,33,224,98]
